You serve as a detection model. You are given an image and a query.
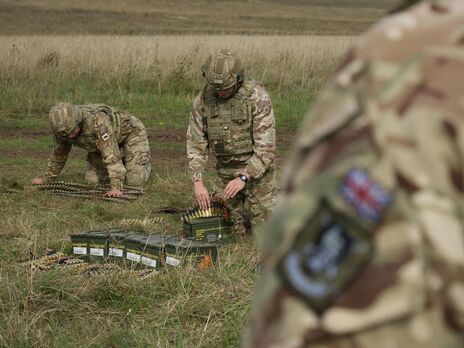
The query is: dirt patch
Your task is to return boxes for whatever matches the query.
[0,127,297,170]
[147,128,185,144]
[0,128,50,139]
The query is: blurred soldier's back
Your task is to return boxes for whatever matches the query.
[243,0,464,347]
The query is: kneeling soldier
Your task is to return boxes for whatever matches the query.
[31,103,151,197]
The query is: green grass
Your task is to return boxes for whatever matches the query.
[0,42,320,347]
[0,136,53,150]
[0,164,258,347]
[0,72,316,130]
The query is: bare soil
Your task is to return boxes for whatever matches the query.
[0,127,296,169]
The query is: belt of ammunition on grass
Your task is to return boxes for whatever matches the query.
[22,250,161,279]
[0,188,22,196]
[32,181,144,203]
[24,252,86,271]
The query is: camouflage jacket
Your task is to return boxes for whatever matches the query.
[186,79,276,182]
[244,1,464,347]
[44,104,143,190]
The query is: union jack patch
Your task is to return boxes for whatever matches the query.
[340,168,391,222]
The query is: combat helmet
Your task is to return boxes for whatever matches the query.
[49,102,83,136]
[202,49,244,90]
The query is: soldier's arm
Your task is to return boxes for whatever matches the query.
[243,85,276,180]
[187,94,209,182]
[93,113,126,190]
[43,137,72,182]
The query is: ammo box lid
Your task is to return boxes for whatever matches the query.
[109,231,138,240]
[165,237,216,250]
[125,234,164,246]
[125,235,148,243]
[144,234,164,245]
[86,232,109,241]
[70,233,89,239]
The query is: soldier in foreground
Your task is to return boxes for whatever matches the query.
[187,49,277,237]
[31,103,151,197]
[243,0,464,347]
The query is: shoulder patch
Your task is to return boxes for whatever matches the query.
[277,201,373,315]
[340,168,391,223]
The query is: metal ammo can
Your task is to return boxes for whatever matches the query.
[139,234,164,269]
[183,216,234,244]
[107,231,135,262]
[164,236,218,267]
[124,234,164,269]
[86,231,109,262]
[70,233,89,259]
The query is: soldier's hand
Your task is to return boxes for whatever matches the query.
[104,188,124,198]
[194,181,211,209]
[31,178,44,185]
[224,177,245,199]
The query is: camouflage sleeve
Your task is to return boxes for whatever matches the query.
[93,113,126,190]
[186,94,209,182]
[43,136,72,182]
[243,85,276,179]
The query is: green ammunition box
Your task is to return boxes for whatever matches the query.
[164,236,218,267]
[70,233,89,258]
[107,231,131,261]
[139,234,164,269]
[124,234,164,269]
[183,217,234,244]
[87,231,109,262]
[124,235,145,267]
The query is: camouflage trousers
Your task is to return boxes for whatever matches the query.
[85,122,151,187]
[213,166,277,237]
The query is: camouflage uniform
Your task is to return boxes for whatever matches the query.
[187,79,277,236]
[44,103,151,189]
[243,1,464,347]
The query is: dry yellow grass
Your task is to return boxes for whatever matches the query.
[0,35,354,90]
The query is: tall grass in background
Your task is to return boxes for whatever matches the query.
[0,35,352,128]
[1,35,352,90]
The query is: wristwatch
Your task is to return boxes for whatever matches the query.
[239,174,249,183]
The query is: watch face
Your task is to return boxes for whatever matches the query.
[240,175,247,182]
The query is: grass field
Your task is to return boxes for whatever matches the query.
[0,0,395,35]
[0,0,384,346]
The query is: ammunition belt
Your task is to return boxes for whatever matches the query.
[33,181,144,203]
[181,199,229,222]
[24,252,86,271]
[120,217,164,228]
[23,251,158,280]
[0,188,21,196]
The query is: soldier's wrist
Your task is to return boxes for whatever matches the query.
[194,180,205,187]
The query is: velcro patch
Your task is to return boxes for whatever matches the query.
[278,202,372,315]
[340,168,391,223]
